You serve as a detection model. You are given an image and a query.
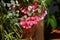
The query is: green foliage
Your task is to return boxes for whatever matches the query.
[0,0,22,40]
[0,0,57,40]
[45,0,52,7]
[44,0,57,29]
[45,15,57,29]
[57,0,60,3]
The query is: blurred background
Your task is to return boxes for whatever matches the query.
[0,0,60,40]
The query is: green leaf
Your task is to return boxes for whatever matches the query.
[49,18,57,29]
[51,15,56,22]
[47,18,50,26]
[14,23,19,27]
[46,15,57,29]
[6,3,10,7]
[23,15,27,19]
[0,25,2,31]
[23,0,26,2]
[45,0,52,7]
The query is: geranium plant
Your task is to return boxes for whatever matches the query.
[20,1,47,29]
[0,0,48,40]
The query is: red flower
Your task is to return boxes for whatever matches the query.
[27,16,39,24]
[34,16,40,22]
[32,2,38,10]
[28,21,33,26]
[20,17,33,29]
[20,16,40,29]
[27,16,35,21]
[32,5,38,10]
[20,20,33,29]
[20,10,47,29]
[33,2,38,5]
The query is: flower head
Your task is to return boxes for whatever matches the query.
[33,2,38,5]
[32,2,38,10]
[28,6,32,11]
[21,8,28,14]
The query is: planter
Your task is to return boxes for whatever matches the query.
[32,20,44,40]
[21,6,46,40]
[21,20,44,40]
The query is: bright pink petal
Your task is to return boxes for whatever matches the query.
[21,8,28,14]
[23,26,26,28]
[28,6,32,11]
[33,2,38,5]
[26,27,29,29]
[28,26,31,28]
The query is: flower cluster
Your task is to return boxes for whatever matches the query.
[20,16,40,29]
[20,10,47,29]
[9,1,47,29]
[21,2,38,15]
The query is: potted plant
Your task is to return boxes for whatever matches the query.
[0,0,57,40]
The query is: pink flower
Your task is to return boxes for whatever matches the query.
[26,27,29,29]
[41,10,47,18]
[20,13,47,29]
[32,5,38,10]
[32,2,38,10]
[32,21,37,24]
[39,16,44,20]
[20,21,28,28]
[28,26,31,28]
[44,10,47,16]
[27,17,34,21]
[28,6,32,11]
[27,16,39,25]
[21,8,28,14]
[20,18,33,29]
[29,16,39,24]
[28,21,33,26]
[20,16,40,29]
[20,21,26,26]
[34,16,40,22]
[23,26,25,28]
[39,10,47,20]
[33,2,38,5]
[21,2,39,15]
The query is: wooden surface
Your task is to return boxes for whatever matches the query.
[32,20,44,40]
[51,29,60,33]
[50,29,60,39]
[50,39,60,40]
[50,29,60,40]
